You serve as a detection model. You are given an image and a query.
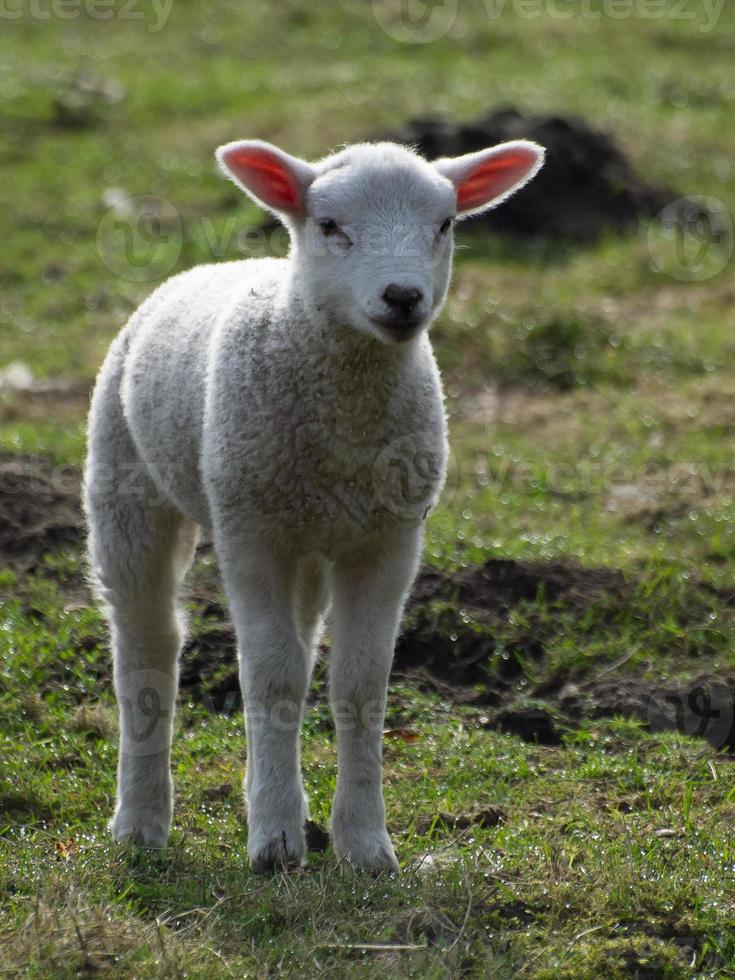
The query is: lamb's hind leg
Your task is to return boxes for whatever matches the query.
[86,438,197,847]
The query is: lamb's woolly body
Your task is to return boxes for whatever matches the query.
[96,255,446,554]
[85,136,544,872]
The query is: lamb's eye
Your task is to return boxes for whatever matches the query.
[439,217,454,235]
[319,218,339,236]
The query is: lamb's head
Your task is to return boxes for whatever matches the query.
[216,138,544,345]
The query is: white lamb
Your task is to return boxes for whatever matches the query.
[84,137,544,872]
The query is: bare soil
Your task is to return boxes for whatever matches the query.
[5,455,734,751]
[0,453,83,572]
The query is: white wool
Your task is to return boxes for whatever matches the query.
[84,137,544,871]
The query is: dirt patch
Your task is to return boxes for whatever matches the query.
[0,792,53,823]
[472,671,735,751]
[394,558,627,697]
[381,108,676,241]
[178,557,735,749]
[560,673,735,751]
[0,453,83,571]
[180,559,627,709]
[5,454,732,751]
[0,379,91,426]
[486,703,564,746]
[180,609,238,712]
[304,818,330,853]
[413,806,505,835]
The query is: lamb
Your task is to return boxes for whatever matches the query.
[84,136,544,872]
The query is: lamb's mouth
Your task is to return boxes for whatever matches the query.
[368,314,426,343]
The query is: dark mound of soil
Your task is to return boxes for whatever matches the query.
[382,108,674,241]
[5,453,728,751]
[180,556,735,751]
[561,673,735,751]
[394,558,627,700]
[489,703,563,746]
[180,558,629,726]
[475,671,735,751]
[180,605,238,713]
[0,453,83,570]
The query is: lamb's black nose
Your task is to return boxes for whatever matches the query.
[382,284,423,316]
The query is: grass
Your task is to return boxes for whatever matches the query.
[2,0,735,975]
[2,582,735,976]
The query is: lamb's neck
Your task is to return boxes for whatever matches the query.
[283,286,417,388]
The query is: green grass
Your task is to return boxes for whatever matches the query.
[2,0,735,975]
[2,573,735,977]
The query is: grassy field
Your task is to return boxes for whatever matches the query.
[2,0,735,976]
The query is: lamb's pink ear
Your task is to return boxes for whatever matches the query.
[216,140,315,218]
[434,140,545,218]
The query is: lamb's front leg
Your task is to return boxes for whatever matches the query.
[329,528,422,872]
[218,536,310,871]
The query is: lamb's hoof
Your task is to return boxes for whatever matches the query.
[110,810,170,848]
[248,830,305,873]
[333,831,399,875]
